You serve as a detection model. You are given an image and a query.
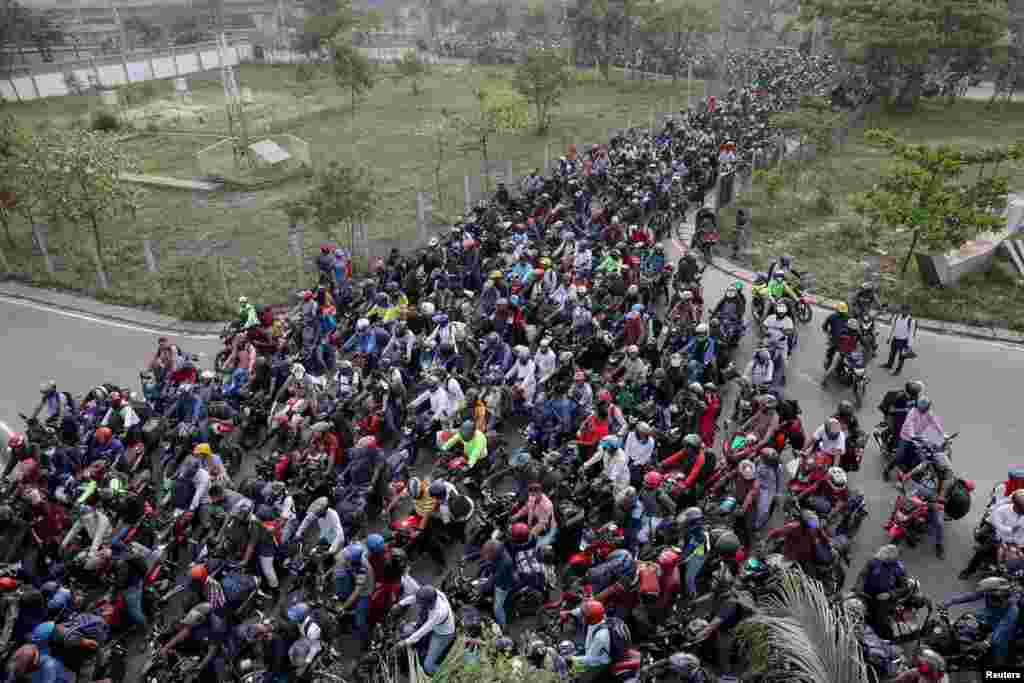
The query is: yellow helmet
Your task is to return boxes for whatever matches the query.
[540,257,552,267]
[193,443,213,458]
[490,270,503,280]
[836,303,848,314]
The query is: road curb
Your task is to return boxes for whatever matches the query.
[702,256,1024,346]
[0,280,226,337]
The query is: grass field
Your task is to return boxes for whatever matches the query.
[1,63,697,318]
[716,97,1024,331]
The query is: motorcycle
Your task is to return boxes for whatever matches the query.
[880,432,959,476]
[561,521,625,586]
[827,350,869,409]
[884,471,973,547]
[441,557,547,620]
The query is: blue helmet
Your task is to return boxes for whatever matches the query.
[343,544,364,563]
[30,622,56,643]
[631,303,644,313]
[366,534,386,554]
[287,602,311,623]
[47,588,72,611]
[510,295,521,306]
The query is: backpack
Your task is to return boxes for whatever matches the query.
[597,616,632,661]
[944,478,972,520]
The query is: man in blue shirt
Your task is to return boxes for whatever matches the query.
[6,644,76,683]
[479,540,518,628]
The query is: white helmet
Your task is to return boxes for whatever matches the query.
[516,345,530,359]
[291,363,305,379]
[201,370,215,381]
[421,302,436,317]
[828,467,847,488]
[356,318,370,332]
[695,323,709,335]
[681,291,693,301]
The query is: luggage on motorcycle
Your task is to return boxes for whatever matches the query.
[597,616,632,661]
[945,478,972,520]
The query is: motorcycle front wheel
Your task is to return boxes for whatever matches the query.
[796,300,813,324]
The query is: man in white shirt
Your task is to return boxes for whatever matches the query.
[293,496,346,561]
[623,422,656,486]
[506,346,538,407]
[394,585,457,675]
[991,490,1024,548]
[534,339,557,386]
[410,375,457,423]
[883,304,917,376]
[804,418,846,465]
[583,436,631,498]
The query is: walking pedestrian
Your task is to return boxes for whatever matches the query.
[882,304,916,376]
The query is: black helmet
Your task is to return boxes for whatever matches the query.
[837,400,854,418]
[428,480,448,498]
[390,548,409,572]
[905,380,924,398]
[416,585,438,607]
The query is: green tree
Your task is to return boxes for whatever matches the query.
[769,95,844,189]
[394,50,429,95]
[514,49,573,134]
[46,130,145,280]
[0,114,31,245]
[637,0,717,80]
[798,0,1007,108]
[737,569,871,683]
[850,129,1024,277]
[304,161,377,248]
[297,0,372,54]
[417,109,459,212]
[454,79,529,190]
[331,36,377,121]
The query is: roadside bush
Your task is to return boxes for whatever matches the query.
[160,260,231,321]
[90,111,121,132]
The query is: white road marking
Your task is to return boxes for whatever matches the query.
[0,295,221,340]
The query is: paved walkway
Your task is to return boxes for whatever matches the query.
[119,173,221,192]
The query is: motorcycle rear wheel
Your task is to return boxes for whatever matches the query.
[796,301,813,324]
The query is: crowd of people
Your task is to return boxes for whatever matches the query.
[0,46,1017,683]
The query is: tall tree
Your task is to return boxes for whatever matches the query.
[514,49,573,134]
[798,0,1007,108]
[304,161,377,248]
[46,130,145,280]
[331,37,377,120]
[850,129,1024,277]
[455,78,529,190]
[637,0,717,79]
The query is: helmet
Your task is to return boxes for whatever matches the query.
[94,427,113,445]
[738,459,756,480]
[657,549,681,572]
[302,290,314,301]
[846,319,860,331]
[356,318,370,331]
[7,434,25,450]
[775,302,787,315]
[597,389,613,403]
[510,522,530,543]
[291,363,305,379]
[599,435,621,450]
[684,618,709,641]
[320,245,331,254]
[557,640,576,658]
[836,302,849,314]
[740,557,770,582]
[681,290,693,301]
[725,288,737,298]
[574,370,585,382]
[668,653,701,676]
[460,420,475,438]
[631,303,644,314]
[828,467,847,488]
[875,544,900,562]
[421,302,436,317]
[688,382,703,395]
[517,345,530,359]
[627,345,639,355]
[190,564,209,584]
[343,544,364,563]
[643,471,663,489]
[490,270,503,281]
[628,284,639,295]
[837,400,854,418]
[905,380,924,398]
[390,548,408,572]
[30,622,56,644]
[193,443,212,458]
[416,585,438,607]
[495,637,515,655]
[670,353,683,368]
[916,396,931,411]
[718,497,737,515]
[581,599,605,625]
[780,255,793,267]
[801,509,820,529]
[428,480,448,498]
[356,435,378,449]
[683,433,702,449]
[695,323,708,335]
[916,649,947,681]
[715,530,741,556]
[287,603,311,623]
[40,381,56,394]
[678,507,703,526]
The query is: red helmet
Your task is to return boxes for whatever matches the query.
[597,389,612,403]
[190,564,209,584]
[581,599,606,626]
[320,245,332,254]
[657,549,681,571]
[643,471,663,489]
[7,434,25,450]
[574,370,585,382]
[302,290,314,301]
[0,577,18,591]
[510,523,530,543]
[94,427,113,445]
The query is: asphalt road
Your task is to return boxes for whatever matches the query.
[1,243,1022,676]
[664,226,1024,612]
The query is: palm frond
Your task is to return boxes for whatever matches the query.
[736,568,871,683]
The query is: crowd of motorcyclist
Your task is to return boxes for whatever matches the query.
[0,46,1015,683]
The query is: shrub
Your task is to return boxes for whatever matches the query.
[90,111,121,132]
[295,62,316,83]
